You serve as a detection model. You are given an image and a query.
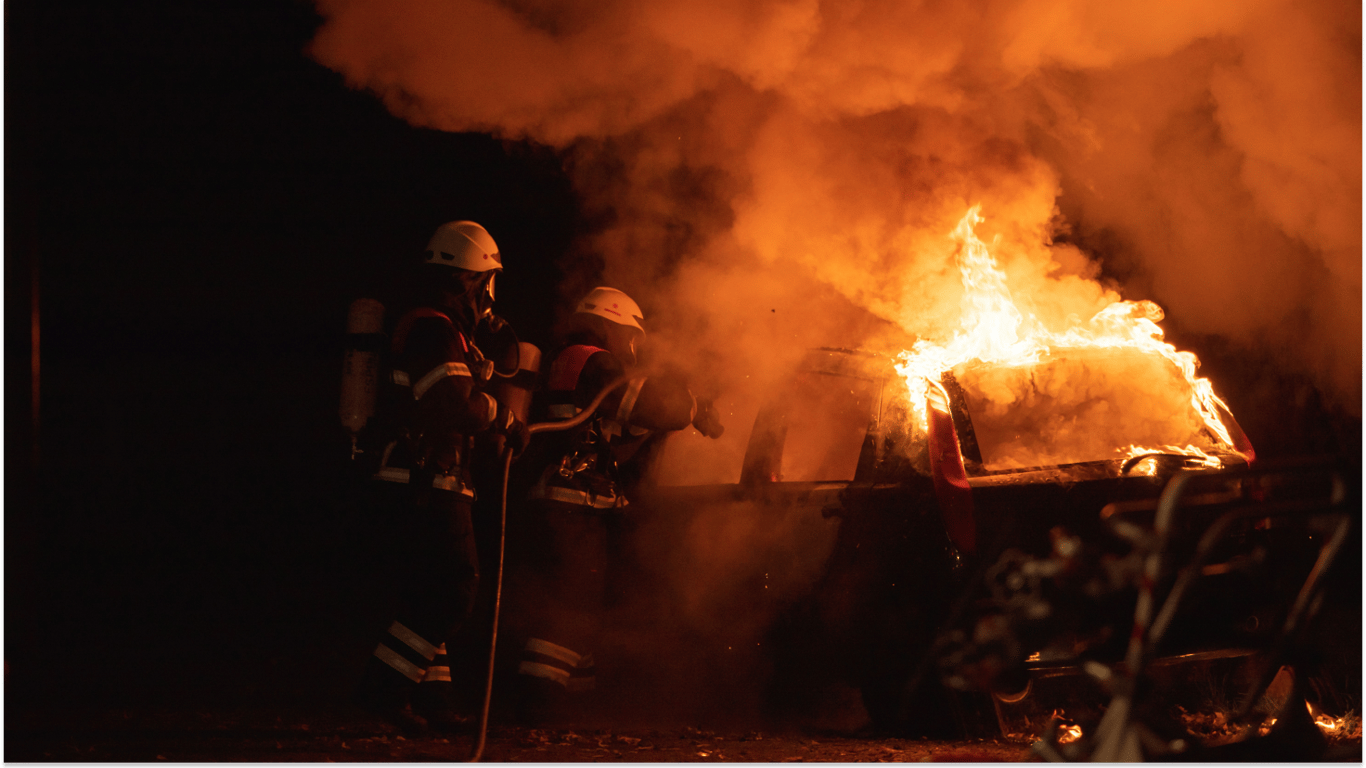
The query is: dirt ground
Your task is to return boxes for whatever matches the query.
[10,697,1364,763]
[4,707,1037,763]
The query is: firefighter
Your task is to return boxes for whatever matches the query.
[505,286,724,723]
[355,220,529,733]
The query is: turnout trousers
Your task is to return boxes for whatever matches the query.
[505,498,614,699]
[360,482,481,708]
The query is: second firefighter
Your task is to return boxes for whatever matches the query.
[505,286,724,723]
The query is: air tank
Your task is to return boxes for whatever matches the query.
[339,298,385,456]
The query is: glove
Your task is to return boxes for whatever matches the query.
[494,402,531,455]
[692,399,725,439]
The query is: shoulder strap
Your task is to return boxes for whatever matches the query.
[392,308,468,357]
[547,345,609,392]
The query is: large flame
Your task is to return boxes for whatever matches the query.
[896,206,1237,468]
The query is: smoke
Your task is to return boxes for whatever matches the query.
[311,0,1359,714]
[310,0,1359,413]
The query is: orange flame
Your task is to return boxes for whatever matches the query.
[1306,700,1360,738]
[1048,709,1084,744]
[896,206,1237,462]
[1121,444,1225,475]
[1058,724,1083,745]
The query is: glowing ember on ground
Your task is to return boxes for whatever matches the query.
[1308,701,1363,740]
[1043,710,1085,745]
[1057,723,1083,744]
[896,207,1241,467]
[1176,702,1363,745]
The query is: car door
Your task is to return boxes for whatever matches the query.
[625,350,890,611]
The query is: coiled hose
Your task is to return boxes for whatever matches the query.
[468,375,632,762]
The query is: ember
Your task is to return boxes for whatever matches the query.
[1308,701,1363,742]
[1044,710,1084,745]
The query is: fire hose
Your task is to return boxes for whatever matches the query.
[468,374,633,762]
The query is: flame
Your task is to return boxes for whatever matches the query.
[1048,710,1084,744]
[1178,702,1361,745]
[1058,724,1083,745]
[1258,717,1278,737]
[1306,700,1361,739]
[1121,444,1224,475]
[896,207,1237,462]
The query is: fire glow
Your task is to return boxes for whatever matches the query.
[1308,701,1362,740]
[896,207,1241,469]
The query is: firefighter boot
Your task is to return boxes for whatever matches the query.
[355,651,429,734]
[411,644,472,734]
[514,673,574,726]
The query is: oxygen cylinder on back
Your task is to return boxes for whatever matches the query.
[340,298,386,458]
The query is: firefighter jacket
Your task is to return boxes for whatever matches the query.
[371,305,501,499]
[526,343,696,509]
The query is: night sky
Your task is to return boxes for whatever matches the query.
[5,0,1360,724]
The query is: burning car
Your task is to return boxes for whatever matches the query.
[635,338,1253,723]
[621,208,1347,750]
[633,339,1351,753]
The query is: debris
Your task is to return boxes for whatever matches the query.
[683,726,716,738]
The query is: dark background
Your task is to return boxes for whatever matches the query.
[5,0,1359,726]
[4,0,586,715]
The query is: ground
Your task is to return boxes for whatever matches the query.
[5,707,1037,763]
[9,698,1362,762]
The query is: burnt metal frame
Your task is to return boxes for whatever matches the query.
[1072,459,1352,761]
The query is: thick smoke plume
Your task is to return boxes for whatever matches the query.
[311,0,1360,723]
[311,0,1360,414]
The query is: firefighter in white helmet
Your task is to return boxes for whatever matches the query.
[355,220,529,733]
[504,286,724,724]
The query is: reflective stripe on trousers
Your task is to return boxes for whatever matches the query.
[517,637,596,691]
[373,621,440,683]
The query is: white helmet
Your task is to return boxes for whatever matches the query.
[424,220,501,272]
[575,286,645,333]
